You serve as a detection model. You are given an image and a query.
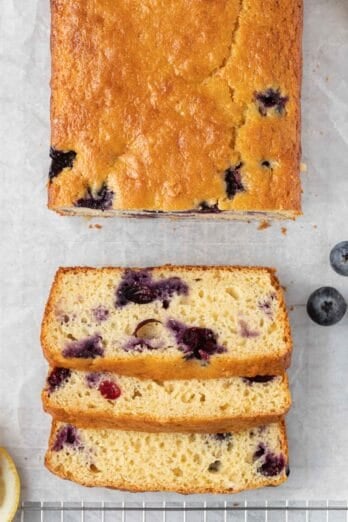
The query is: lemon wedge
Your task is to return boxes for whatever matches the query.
[0,448,20,522]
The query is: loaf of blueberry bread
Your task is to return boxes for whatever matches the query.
[45,421,289,493]
[48,0,302,219]
[41,266,292,379]
[42,368,291,432]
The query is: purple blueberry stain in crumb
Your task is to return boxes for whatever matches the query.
[254,88,288,116]
[167,319,226,362]
[115,269,188,308]
[49,147,76,181]
[158,277,188,303]
[52,425,82,452]
[330,241,348,276]
[85,372,103,388]
[75,183,114,211]
[47,367,71,393]
[63,334,104,359]
[257,452,285,477]
[224,163,245,199]
[117,271,155,306]
[92,306,109,323]
[239,320,260,338]
[253,443,266,461]
[243,376,275,385]
[258,293,276,318]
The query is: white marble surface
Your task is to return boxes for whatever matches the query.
[0,0,348,506]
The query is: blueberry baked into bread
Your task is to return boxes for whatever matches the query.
[45,421,289,493]
[41,266,292,378]
[48,0,302,219]
[42,368,291,432]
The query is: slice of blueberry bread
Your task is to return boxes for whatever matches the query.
[41,266,292,379]
[42,368,291,432]
[45,421,289,494]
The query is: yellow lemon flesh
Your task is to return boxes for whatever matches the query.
[0,448,20,522]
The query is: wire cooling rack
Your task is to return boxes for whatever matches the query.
[14,501,348,521]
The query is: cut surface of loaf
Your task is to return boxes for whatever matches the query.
[45,421,289,494]
[42,368,291,432]
[48,0,302,219]
[41,266,292,379]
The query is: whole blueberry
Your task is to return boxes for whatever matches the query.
[307,287,347,326]
[330,242,348,276]
[167,319,226,361]
[182,327,221,361]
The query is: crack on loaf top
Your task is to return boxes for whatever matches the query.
[210,0,244,79]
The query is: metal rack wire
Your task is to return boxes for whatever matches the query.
[14,500,348,521]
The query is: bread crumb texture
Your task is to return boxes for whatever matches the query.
[43,368,291,431]
[41,266,292,378]
[45,421,289,493]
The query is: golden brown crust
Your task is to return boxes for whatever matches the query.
[48,0,302,218]
[41,265,292,379]
[42,349,291,379]
[44,457,287,494]
[44,420,288,494]
[43,405,286,433]
[42,372,291,432]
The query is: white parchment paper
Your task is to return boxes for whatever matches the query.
[0,0,348,503]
